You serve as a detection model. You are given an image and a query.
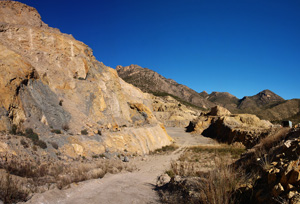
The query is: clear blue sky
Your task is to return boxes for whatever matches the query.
[18,0,300,99]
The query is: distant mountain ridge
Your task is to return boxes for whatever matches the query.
[116,65,215,109]
[116,65,300,124]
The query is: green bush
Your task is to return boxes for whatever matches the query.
[25,128,39,141]
[165,170,175,178]
[10,124,18,135]
[20,139,28,148]
[34,140,47,149]
[51,129,62,134]
[81,129,88,135]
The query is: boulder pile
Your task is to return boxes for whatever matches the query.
[235,128,300,203]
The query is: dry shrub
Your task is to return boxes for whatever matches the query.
[255,127,290,152]
[55,159,135,189]
[160,157,249,204]
[242,128,290,172]
[197,163,247,204]
[0,170,29,204]
[0,153,136,202]
[150,143,179,155]
[158,145,249,204]
[187,144,246,159]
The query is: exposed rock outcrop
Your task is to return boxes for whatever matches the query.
[235,128,300,204]
[187,106,273,148]
[207,105,231,116]
[152,95,200,127]
[0,1,172,157]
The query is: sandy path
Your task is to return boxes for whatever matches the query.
[24,128,216,204]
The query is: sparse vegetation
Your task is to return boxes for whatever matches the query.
[20,139,28,148]
[151,91,207,111]
[186,144,246,159]
[81,129,88,135]
[24,128,39,141]
[35,140,47,149]
[51,129,62,134]
[9,124,17,135]
[62,124,69,131]
[157,144,248,203]
[0,152,136,203]
[150,143,179,154]
[50,141,59,149]
[158,127,300,204]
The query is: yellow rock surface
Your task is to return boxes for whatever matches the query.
[0,1,173,156]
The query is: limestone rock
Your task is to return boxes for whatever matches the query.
[235,128,300,204]
[152,95,200,127]
[123,156,129,162]
[157,173,171,187]
[0,1,47,27]
[288,169,300,185]
[188,107,273,148]
[0,1,172,157]
[272,183,284,197]
[291,193,300,204]
[207,105,231,116]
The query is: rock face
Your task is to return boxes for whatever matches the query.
[152,95,200,127]
[0,1,172,156]
[116,65,215,110]
[188,106,273,148]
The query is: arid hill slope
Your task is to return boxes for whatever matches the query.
[116,65,215,110]
[116,65,300,124]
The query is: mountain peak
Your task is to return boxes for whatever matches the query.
[256,89,284,102]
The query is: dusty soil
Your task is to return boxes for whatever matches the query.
[23,127,216,204]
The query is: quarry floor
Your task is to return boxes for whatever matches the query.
[23,127,217,204]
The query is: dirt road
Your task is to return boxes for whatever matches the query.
[24,127,216,204]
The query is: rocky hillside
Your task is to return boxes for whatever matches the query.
[116,65,215,110]
[214,90,300,124]
[0,1,172,157]
[201,91,240,111]
[116,65,300,124]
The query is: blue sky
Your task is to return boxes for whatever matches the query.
[18,0,300,99]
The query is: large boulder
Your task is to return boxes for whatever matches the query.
[207,105,231,116]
